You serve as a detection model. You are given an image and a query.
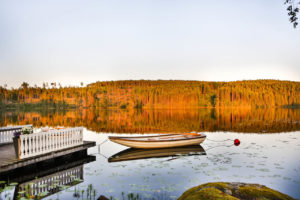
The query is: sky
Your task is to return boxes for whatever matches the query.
[0,0,299,88]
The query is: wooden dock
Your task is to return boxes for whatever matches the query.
[0,140,95,174]
[0,126,96,174]
[0,148,95,200]
[0,125,96,199]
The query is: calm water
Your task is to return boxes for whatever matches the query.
[1,108,300,199]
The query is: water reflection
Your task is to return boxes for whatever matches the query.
[16,165,84,199]
[108,145,206,163]
[0,152,95,200]
[1,108,299,133]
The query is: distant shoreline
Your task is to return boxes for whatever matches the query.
[1,80,299,110]
[1,104,299,111]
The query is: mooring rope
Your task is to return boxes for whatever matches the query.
[204,144,235,152]
[99,138,109,146]
[205,138,233,142]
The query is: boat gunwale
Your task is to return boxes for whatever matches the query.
[109,134,206,143]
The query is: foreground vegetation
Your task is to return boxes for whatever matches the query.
[0,181,295,200]
[0,80,299,109]
[178,182,295,200]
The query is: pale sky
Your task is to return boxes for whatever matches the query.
[0,0,299,88]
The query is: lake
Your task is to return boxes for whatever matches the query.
[0,108,300,199]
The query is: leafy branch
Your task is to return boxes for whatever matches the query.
[285,0,300,28]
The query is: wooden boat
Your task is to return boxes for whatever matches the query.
[108,145,206,162]
[108,133,206,149]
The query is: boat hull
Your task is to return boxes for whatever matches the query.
[109,134,206,149]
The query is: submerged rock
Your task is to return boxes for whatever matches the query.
[178,182,295,200]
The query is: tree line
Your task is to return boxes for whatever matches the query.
[0,80,299,109]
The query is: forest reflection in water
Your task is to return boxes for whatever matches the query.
[0,108,299,133]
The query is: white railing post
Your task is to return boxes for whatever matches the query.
[19,127,84,159]
[0,125,33,144]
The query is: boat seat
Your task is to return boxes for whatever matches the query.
[144,134,197,141]
[147,138,157,141]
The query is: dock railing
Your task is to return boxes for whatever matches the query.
[18,165,83,198]
[0,125,32,145]
[19,127,83,159]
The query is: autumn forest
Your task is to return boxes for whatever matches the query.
[0,80,299,109]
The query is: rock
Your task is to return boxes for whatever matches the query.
[97,195,109,200]
[178,182,295,200]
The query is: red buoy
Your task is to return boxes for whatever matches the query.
[234,139,240,146]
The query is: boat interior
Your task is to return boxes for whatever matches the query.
[111,133,205,141]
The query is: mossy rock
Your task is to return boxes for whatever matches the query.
[178,182,295,200]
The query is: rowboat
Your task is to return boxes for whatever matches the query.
[108,145,206,162]
[108,133,206,149]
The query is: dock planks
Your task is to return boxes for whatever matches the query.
[0,141,95,174]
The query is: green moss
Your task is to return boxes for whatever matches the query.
[178,182,234,200]
[199,182,230,190]
[237,185,294,200]
[179,187,238,200]
[178,182,295,200]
